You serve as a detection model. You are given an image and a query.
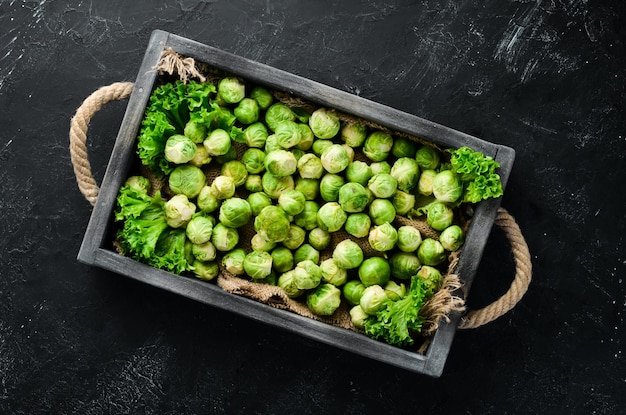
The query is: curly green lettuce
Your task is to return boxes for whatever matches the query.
[448,146,503,203]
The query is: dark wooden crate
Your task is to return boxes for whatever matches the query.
[77,30,515,377]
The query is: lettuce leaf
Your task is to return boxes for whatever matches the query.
[448,146,503,203]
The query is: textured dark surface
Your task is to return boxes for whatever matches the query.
[1,0,624,413]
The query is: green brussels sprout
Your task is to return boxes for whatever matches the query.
[389,251,421,280]
[308,227,331,251]
[214,143,237,165]
[319,174,345,202]
[278,190,306,216]
[342,144,355,163]
[264,150,297,177]
[349,305,369,330]
[247,192,272,216]
[244,175,263,192]
[210,175,236,200]
[271,246,294,273]
[417,238,447,266]
[164,134,197,164]
[274,120,302,149]
[218,198,252,228]
[390,157,420,192]
[244,250,273,280]
[370,161,391,175]
[264,134,281,153]
[307,284,342,316]
[278,270,304,298]
[391,136,418,158]
[251,232,276,251]
[184,119,207,143]
[220,160,248,187]
[358,257,391,287]
[345,160,373,186]
[164,194,196,228]
[197,186,220,213]
[392,190,416,216]
[222,248,246,275]
[317,202,347,232]
[368,173,398,199]
[264,271,278,286]
[261,171,295,199]
[282,225,307,250]
[363,131,393,162]
[417,169,438,196]
[124,175,151,194]
[240,148,266,174]
[243,122,269,148]
[218,77,246,104]
[396,225,423,252]
[294,260,323,290]
[311,139,334,157]
[254,205,291,243]
[338,182,370,213]
[294,243,320,265]
[417,265,443,296]
[432,170,463,203]
[439,224,465,251]
[340,122,368,147]
[360,285,389,315]
[191,240,217,262]
[343,280,366,306]
[168,165,206,199]
[344,213,371,238]
[415,145,441,170]
[426,201,454,231]
[368,199,396,226]
[332,240,364,269]
[203,128,232,156]
[193,260,219,281]
[234,97,259,124]
[211,223,239,252]
[297,153,324,179]
[320,144,350,174]
[319,258,348,286]
[265,102,296,131]
[189,144,212,168]
[294,177,319,201]
[368,222,398,252]
[296,124,315,150]
[309,108,340,139]
[250,86,273,110]
[291,148,305,160]
[294,200,320,230]
[384,280,407,301]
[185,214,214,245]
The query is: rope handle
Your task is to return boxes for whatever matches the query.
[69,82,532,328]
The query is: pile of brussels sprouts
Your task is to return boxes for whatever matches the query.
[116,75,502,344]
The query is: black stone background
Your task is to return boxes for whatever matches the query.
[1,0,625,413]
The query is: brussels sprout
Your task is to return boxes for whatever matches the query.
[296,124,315,150]
[210,175,236,200]
[370,161,391,175]
[277,270,304,298]
[320,144,351,174]
[307,284,341,316]
[345,161,373,186]
[294,260,323,290]
[197,186,220,213]
[340,122,368,147]
[309,108,340,139]
[240,148,265,175]
[396,226,423,253]
[184,119,207,143]
[264,271,278,286]
[244,250,273,280]
[168,165,206,199]
[220,160,248,187]
[214,144,237,165]
[274,120,302,149]
[384,280,407,301]
[218,198,252,228]
[264,150,297,177]
[389,251,421,280]
[265,102,296,131]
[124,175,151,194]
[319,174,345,202]
[211,223,239,252]
[294,243,320,265]
[343,280,366,306]
[164,194,196,228]
[319,258,348,286]
[332,240,364,269]
[368,199,396,226]
[294,200,320,230]
[291,148,305,160]
[294,177,319,201]
[243,122,269,148]
[350,305,369,330]
[415,145,441,170]
[306,228,330,251]
[311,139,334,157]
[297,153,324,179]
[426,201,454,231]
[417,169,437,196]
[278,190,306,216]
[250,86,273,110]
[218,77,246,104]
[358,257,391,287]
[432,170,463,203]
[189,144,212,168]
[185,214,214,245]
[368,222,398,252]
[392,190,416,216]
[338,182,370,213]
[391,137,418,158]
[271,246,294,273]
[246,192,271,217]
[264,134,281,153]
[417,265,443,296]
[203,128,232,156]
[363,131,393,162]
[254,205,291,243]
[390,157,420,192]
[360,285,389,315]
[261,171,295,199]
[342,144,355,163]
[368,173,398,200]
[317,202,347,232]
[282,225,307,250]
[164,134,197,164]
[234,97,259,124]
[193,260,219,281]
[344,213,371,238]
[244,175,263,193]
[417,238,447,266]
[222,248,246,275]
[439,224,465,251]
[248,233,273,256]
